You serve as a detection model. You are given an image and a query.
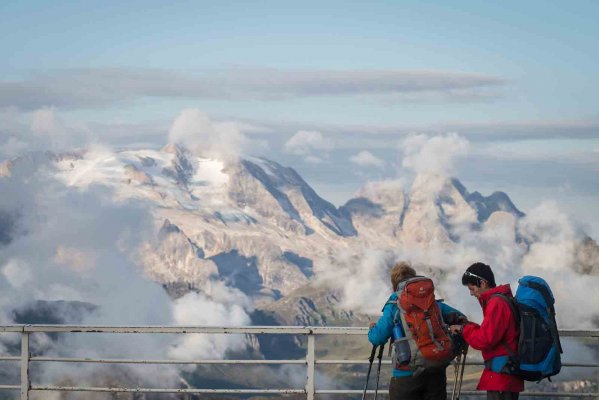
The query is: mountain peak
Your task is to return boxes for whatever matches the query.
[232,158,357,237]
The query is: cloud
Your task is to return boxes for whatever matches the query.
[284,130,334,163]
[266,119,599,148]
[0,68,506,110]
[1,259,32,289]
[400,132,470,175]
[169,290,251,360]
[168,108,258,159]
[349,150,385,168]
[31,106,67,135]
[473,139,599,164]
[0,150,254,388]
[0,107,93,159]
[315,249,397,315]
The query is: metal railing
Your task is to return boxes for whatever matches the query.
[0,325,597,399]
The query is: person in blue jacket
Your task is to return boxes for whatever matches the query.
[368,261,466,400]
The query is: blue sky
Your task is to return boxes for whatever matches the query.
[1,0,598,234]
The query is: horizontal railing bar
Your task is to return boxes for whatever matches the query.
[318,390,599,397]
[31,356,305,365]
[0,325,595,336]
[0,385,19,390]
[315,360,599,367]
[317,360,393,365]
[24,356,599,368]
[0,356,20,361]
[559,329,599,337]
[29,386,599,397]
[32,386,305,393]
[0,326,22,332]
[24,326,316,334]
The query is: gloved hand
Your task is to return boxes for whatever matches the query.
[449,324,463,335]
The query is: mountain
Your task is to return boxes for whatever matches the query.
[2,145,595,329]
[2,145,597,398]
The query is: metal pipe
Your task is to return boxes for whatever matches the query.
[33,386,305,393]
[30,357,305,365]
[306,334,315,400]
[20,332,29,400]
[317,390,599,397]
[0,325,596,336]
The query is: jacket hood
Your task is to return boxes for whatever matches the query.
[479,284,513,308]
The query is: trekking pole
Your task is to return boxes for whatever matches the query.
[361,345,378,400]
[373,342,385,400]
[451,351,462,400]
[455,346,468,400]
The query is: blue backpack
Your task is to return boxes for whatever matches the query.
[492,276,562,382]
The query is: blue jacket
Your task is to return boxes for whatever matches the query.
[368,292,464,377]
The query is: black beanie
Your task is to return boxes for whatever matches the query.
[464,262,496,288]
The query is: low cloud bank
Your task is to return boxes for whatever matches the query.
[0,151,253,390]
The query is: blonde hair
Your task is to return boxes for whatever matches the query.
[390,261,416,291]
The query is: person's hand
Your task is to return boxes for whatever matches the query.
[449,324,463,335]
[369,321,376,329]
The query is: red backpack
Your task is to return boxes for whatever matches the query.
[394,276,455,374]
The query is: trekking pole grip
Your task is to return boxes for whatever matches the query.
[369,344,377,363]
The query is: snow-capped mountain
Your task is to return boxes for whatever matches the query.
[1,145,597,328]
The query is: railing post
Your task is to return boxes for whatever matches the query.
[306,331,315,400]
[21,331,30,400]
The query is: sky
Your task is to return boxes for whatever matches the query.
[0,0,598,234]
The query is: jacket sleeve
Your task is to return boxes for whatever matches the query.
[368,301,396,346]
[462,296,511,351]
[438,301,465,324]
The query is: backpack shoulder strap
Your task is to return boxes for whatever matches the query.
[491,293,519,358]
[491,293,519,325]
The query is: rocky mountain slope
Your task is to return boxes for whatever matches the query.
[1,145,597,329]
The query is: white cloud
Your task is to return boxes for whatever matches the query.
[349,150,384,168]
[0,162,192,387]
[168,108,251,160]
[2,259,32,289]
[0,107,93,158]
[401,132,470,175]
[284,130,334,163]
[169,290,251,360]
[31,107,66,135]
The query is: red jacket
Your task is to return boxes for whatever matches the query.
[462,284,524,392]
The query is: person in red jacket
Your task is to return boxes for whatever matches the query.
[449,262,524,400]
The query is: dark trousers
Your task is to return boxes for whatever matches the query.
[388,368,447,400]
[486,392,520,400]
